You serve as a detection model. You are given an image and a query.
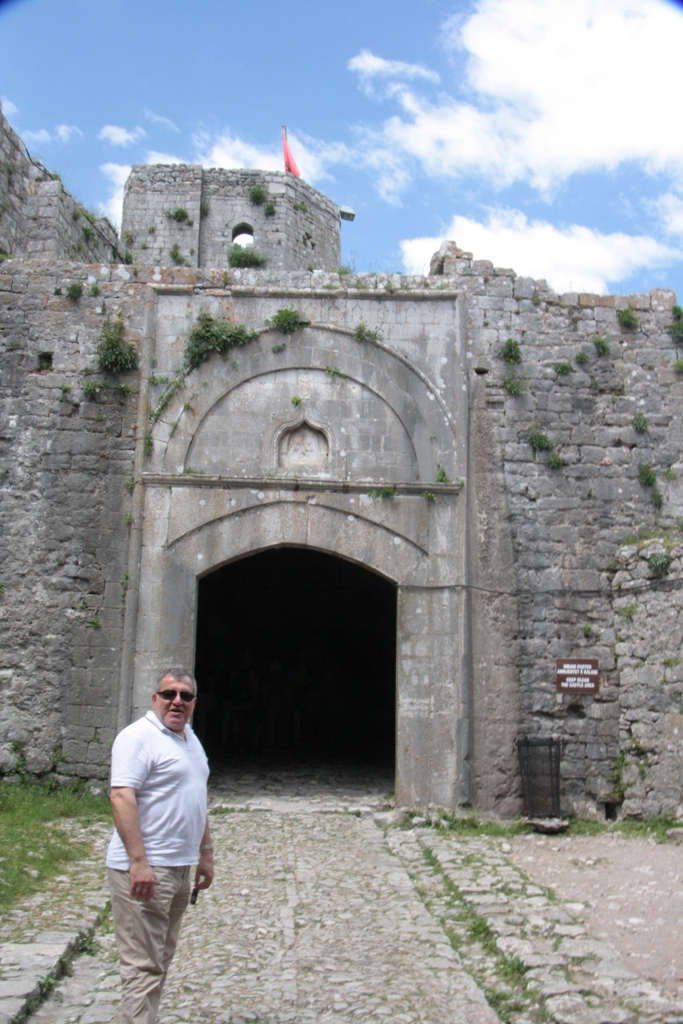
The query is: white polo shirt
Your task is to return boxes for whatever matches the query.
[106,710,209,870]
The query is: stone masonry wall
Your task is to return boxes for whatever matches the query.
[0,105,120,265]
[0,102,31,258]
[0,238,681,814]
[433,241,683,817]
[0,259,145,779]
[121,165,341,272]
[610,539,683,817]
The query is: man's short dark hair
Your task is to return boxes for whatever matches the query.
[156,667,196,693]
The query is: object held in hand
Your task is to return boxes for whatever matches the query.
[190,887,199,905]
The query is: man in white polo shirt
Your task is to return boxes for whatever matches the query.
[107,667,213,1024]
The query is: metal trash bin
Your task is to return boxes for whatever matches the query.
[517,736,561,818]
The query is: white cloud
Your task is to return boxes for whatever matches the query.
[98,125,146,147]
[23,128,51,145]
[21,124,83,147]
[400,208,680,293]
[193,131,282,173]
[55,124,83,143]
[348,50,440,97]
[100,163,131,228]
[1,98,18,117]
[144,150,185,165]
[654,192,683,242]
[144,109,179,133]
[358,0,683,194]
[192,129,349,185]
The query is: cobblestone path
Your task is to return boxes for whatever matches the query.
[14,765,683,1024]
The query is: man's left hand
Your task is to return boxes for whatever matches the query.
[195,850,214,891]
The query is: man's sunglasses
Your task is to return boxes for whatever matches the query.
[156,688,196,703]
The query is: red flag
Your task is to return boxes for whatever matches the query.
[282,129,300,177]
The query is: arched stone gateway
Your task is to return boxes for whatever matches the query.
[117,283,496,809]
[128,492,464,806]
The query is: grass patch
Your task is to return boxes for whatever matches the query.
[97,313,138,373]
[169,207,191,223]
[421,810,533,837]
[500,338,522,364]
[248,184,267,206]
[0,781,110,914]
[565,813,679,843]
[268,307,306,334]
[649,552,671,575]
[617,526,683,552]
[501,370,525,395]
[418,844,530,1018]
[354,320,379,343]
[526,424,554,458]
[169,242,185,266]
[324,365,346,381]
[81,378,108,399]
[618,306,638,330]
[228,244,266,268]
[184,311,258,371]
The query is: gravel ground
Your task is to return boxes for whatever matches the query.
[505,831,683,997]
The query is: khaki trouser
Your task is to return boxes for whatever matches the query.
[108,865,192,1024]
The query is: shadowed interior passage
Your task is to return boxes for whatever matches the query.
[193,548,397,767]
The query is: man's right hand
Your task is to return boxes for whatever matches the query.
[129,859,155,902]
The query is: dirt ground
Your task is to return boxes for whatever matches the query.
[505,831,683,996]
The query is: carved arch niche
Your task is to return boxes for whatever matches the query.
[278,419,329,475]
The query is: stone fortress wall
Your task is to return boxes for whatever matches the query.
[121,164,342,272]
[0,105,121,265]
[0,111,681,819]
[432,242,683,818]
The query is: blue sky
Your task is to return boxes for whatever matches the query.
[2,0,683,298]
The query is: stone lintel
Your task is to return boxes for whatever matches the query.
[141,473,463,496]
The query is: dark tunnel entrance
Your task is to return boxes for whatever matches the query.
[193,547,397,771]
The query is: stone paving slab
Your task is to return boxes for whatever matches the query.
[0,822,110,1024]
[389,826,683,1024]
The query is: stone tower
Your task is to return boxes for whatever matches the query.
[120,166,342,272]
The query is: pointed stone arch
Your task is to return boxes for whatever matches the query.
[129,490,463,807]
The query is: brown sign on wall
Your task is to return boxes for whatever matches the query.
[556,658,600,694]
